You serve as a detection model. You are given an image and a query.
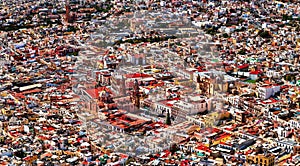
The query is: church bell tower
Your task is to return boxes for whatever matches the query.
[132,79,140,109]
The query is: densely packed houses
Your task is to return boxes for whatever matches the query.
[1,0,300,165]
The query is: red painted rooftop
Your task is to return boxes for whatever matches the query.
[250,70,262,75]
[85,87,112,99]
[125,73,151,78]
[238,64,249,69]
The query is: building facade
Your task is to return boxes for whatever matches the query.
[246,154,275,166]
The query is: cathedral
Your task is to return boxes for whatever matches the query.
[196,72,228,97]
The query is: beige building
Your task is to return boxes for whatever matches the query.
[246,154,275,166]
[195,72,229,97]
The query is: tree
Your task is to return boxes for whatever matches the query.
[166,110,172,125]
[170,143,179,154]
[223,33,229,38]
[125,156,135,165]
[259,30,272,38]
[286,75,291,81]
[238,49,246,55]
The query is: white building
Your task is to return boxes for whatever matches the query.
[258,85,281,100]
[226,96,239,107]
[174,96,211,114]
[177,68,195,80]
[276,126,290,138]
[277,139,299,153]
[186,115,205,127]
[154,95,212,118]
[249,71,259,80]
[266,70,282,78]
[128,54,146,65]
[289,117,300,129]
[155,100,174,115]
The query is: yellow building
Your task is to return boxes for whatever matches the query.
[1,109,12,116]
[204,111,231,128]
[204,112,219,128]
[197,74,229,97]
[0,135,4,143]
[175,78,194,87]
[246,154,275,166]
[212,133,232,146]
[97,60,104,69]
[210,81,228,97]
[278,153,291,163]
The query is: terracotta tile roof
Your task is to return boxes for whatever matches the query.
[85,87,112,99]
